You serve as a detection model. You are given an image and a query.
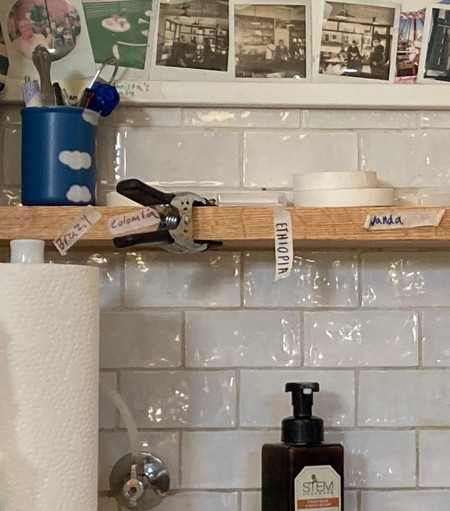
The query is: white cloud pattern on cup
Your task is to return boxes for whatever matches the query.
[66,185,92,203]
[59,150,91,170]
[82,110,99,126]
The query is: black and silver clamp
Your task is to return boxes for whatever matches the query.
[112,179,219,253]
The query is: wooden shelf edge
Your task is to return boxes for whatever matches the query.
[1,206,450,250]
[0,206,135,244]
[193,206,450,248]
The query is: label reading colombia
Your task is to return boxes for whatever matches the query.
[295,465,341,510]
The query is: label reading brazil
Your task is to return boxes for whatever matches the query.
[295,466,341,510]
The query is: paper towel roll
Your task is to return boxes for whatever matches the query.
[294,188,394,207]
[293,171,378,190]
[0,264,99,511]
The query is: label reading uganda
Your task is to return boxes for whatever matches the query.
[295,466,341,510]
[364,208,445,230]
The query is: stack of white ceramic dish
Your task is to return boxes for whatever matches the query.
[293,171,394,207]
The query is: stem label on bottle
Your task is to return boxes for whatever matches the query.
[295,466,341,510]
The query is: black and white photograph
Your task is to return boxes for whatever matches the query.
[419,6,450,82]
[317,1,399,82]
[156,0,229,72]
[234,3,307,79]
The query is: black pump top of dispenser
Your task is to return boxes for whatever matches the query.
[281,382,324,445]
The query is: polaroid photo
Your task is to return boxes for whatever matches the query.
[0,19,9,76]
[232,0,311,81]
[2,0,96,80]
[82,0,154,81]
[151,0,231,82]
[417,4,450,84]
[314,0,400,83]
[395,9,425,83]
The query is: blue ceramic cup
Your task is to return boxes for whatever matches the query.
[21,106,99,205]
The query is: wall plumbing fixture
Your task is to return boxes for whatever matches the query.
[100,382,170,509]
[109,452,170,510]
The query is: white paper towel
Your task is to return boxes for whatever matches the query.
[0,264,99,511]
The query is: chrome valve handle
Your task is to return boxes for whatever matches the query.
[110,452,170,510]
[122,464,145,507]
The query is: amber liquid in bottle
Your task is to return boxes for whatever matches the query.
[261,383,345,511]
[261,443,344,511]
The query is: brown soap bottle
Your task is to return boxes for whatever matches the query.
[261,382,344,511]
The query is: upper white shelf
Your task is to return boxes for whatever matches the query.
[2,78,450,109]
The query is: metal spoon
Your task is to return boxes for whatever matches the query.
[32,45,55,106]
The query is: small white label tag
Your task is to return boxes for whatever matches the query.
[364,209,445,230]
[295,465,341,510]
[273,207,293,281]
[53,205,102,256]
[108,207,160,236]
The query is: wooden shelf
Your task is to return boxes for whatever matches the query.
[194,206,450,249]
[1,206,450,250]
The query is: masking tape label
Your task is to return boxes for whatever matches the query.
[273,207,293,281]
[364,209,445,230]
[53,205,102,255]
[108,207,160,236]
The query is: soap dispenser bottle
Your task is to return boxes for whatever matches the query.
[261,382,344,511]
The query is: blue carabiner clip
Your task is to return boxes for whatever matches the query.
[89,82,120,117]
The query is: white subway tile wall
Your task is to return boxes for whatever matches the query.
[122,128,241,186]
[157,492,239,511]
[125,251,241,308]
[244,251,359,308]
[182,430,279,488]
[4,105,450,510]
[100,311,182,368]
[421,309,450,366]
[304,110,419,130]
[244,131,359,188]
[361,491,450,511]
[325,431,416,488]
[183,108,301,128]
[304,310,418,367]
[361,252,450,307]
[360,130,450,187]
[358,370,450,427]
[120,370,236,428]
[185,310,301,367]
[419,431,450,487]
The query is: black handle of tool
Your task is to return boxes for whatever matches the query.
[113,230,174,248]
[117,179,176,206]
